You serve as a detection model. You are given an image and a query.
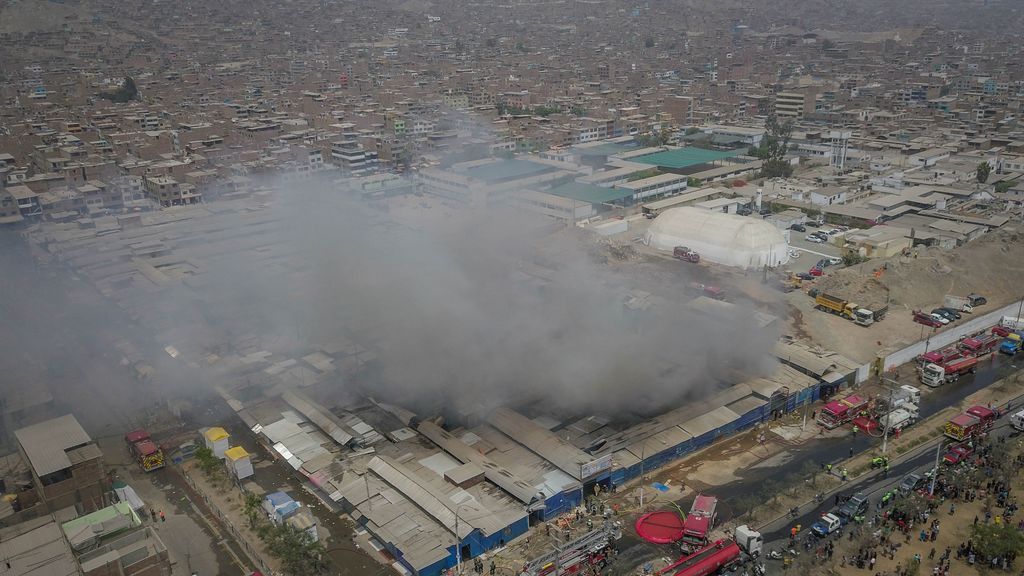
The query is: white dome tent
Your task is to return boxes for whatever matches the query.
[644,206,790,269]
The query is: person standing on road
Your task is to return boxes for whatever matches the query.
[159,510,165,522]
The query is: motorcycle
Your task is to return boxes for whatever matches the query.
[766,549,783,560]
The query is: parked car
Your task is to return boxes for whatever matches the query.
[968,293,987,306]
[826,257,842,266]
[932,308,958,322]
[824,228,842,236]
[796,272,816,280]
[806,234,825,244]
[809,267,824,277]
[898,473,925,494]
[811,513,843,537]
[930,313,950,325]
[837,493,869,520]
[791,223,806,232]
[936,307,962,320]
[913,311,943,328]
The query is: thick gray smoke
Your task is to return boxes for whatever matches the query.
[242,181,782,419]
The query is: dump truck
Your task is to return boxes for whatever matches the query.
[814,293,885,326]
[920,356,978,387]
[999,333,1023,355]
[125,429,165,472]
[959,333,1001,357]
[680,494,718,550]
[817,394,868,429]
[943,295,975,313]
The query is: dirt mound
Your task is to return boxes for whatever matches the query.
[824,228,1024,311]
[816,273,890,309]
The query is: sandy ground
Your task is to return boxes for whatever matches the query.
[792,228,1024,363]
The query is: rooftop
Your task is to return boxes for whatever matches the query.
[546,181,633,204]
[457,159,556,183]
[14,414,97,476]
[0,517,78,576]
[631,147,740,170]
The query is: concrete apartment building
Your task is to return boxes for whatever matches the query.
[774,89,818,119]
[14,414,106,513]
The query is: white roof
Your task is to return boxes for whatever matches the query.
[644,207,789,269]
[14,414,94,476]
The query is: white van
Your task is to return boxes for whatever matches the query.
[1011,409,1024,432]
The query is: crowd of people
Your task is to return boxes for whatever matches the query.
[787,433,1024,575]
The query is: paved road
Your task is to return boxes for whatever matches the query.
[614,353,1022,574]
[760,409,1024,572]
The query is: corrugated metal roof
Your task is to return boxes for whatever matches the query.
[282,389,355,446]
[0,518,78,576]
[681,406,741,438]
[489,407,595,480]
[14,414,94,476]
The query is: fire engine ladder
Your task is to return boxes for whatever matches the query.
[658,541,728,575]
[520,522,620,576]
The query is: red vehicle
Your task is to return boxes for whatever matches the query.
[817,394,868,429]
[943,407,997,442]
[680,495,718,549]
[913,310,943,328]
[808,266,824,277]
[687,282,725,301]
[125,429,165,472]
[673,246,701,263]
[660,540,741,576]
[993,325,1013,338]
[943,444,974,465]
[918,346,962,367]
[920,356,978,387]
[960,333,1001,356]
[966,405,1001,426]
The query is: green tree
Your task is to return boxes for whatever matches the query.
[261,524,328,576]
[995,180,1013,194]
[977,161,992,184]
[970,523,1024,564]
[243,492,263,528]
[194,446,221,476]
[98,76,140,103]
[756,116,795,178]
[687,177,702,187]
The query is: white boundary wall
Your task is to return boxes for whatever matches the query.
[879,299,1024,373]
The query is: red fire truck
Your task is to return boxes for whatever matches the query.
[817,394,869,429]
[125,429,165,472]
[680,495,718,550]
[959,333,1001,357]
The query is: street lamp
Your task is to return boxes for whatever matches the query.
[454,503,466,575]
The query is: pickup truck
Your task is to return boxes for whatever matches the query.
[811,513,843,537]
[943,444,973,465]
[837,493,869,520]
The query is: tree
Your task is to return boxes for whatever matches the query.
[98,76,140,103]
[977,161,992,184]
[260,523,328,576]
[970,523,1024,562]
[995,180,1013,194]
[755,116,794,179]
[243,492,263,528]
[194,446,221,476]
[687,177,702,187]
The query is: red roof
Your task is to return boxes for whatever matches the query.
[635,511,686,544]
[823,400,847,415]
[683,514,711,537]
[950,413,980,427]
[125,429,150,443]
[966,405,995,420]
[690,495,717,515]
[134,440,160,456]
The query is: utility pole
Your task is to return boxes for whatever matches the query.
[801,395,810,430]
[454,504,464,575]
[880,383,895,454]
[929,441,943,496]
[639,445,645,509]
